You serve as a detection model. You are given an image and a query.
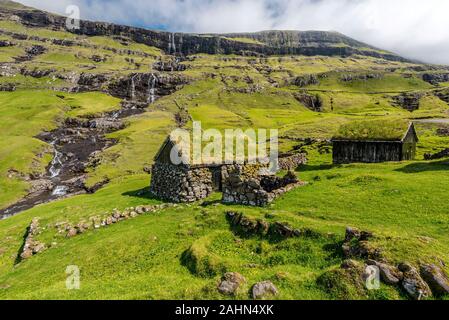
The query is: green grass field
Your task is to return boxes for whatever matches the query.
[1,13,449,300]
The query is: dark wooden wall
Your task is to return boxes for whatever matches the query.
[333,141,405,164]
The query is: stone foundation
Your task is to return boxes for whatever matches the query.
[222,165,304,207]
[150,162,215,203]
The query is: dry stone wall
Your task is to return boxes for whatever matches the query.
[150,163,214,203]
[222,165,304,207]
[278,153,307,171]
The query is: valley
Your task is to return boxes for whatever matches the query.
[0,0,449,300]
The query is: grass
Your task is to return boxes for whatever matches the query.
[0,90,122,209]
[333,119,411,141]
[1,17,449,300]
[1,159,449,299]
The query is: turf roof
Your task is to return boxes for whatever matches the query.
[333,120,412,141]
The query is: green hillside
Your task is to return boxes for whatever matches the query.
[1,1,449,300]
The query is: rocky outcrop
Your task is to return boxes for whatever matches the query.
[424,148,449,160]
[252,281,279,300]
[422,73,449,85]
[341,73,383,82]
[434,89,449,104]
[0,83,16,91]
[392,92,423,111]
[0,6,409,62]
[436,128,449,137]
[108,72,188,102]
[153,58,187,72]
[293,74,320,87]
[341,227,381,260]
[294,92,323,112]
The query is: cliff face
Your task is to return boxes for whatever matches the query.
[0,2,408,62]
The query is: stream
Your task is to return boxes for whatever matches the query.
[0,102,146,220]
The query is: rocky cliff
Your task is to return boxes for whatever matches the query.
[0,1,409,62]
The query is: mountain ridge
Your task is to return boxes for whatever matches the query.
[1,0,410,62]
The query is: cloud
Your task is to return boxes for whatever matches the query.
[16,0,449,64]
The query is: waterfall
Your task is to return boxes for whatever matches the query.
[147,73,157,104]
[168,33,176,54]
[172,32,176,54]
[130,74,138,101]
[52,185,68,196]
[49,141,63,178]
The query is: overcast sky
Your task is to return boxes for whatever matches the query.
[15,0,449,64]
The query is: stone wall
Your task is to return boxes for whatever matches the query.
[278,153,307,171]
[222,165,304,207]
[150,162,214,203]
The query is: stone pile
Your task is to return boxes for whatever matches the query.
[278,153,307,171]
[20,218,46,260]
[226,211,302,239]
[222,166,305,207]
[58,203,175,238]
[340,226,449,300]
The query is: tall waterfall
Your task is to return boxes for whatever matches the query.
[168,33,176,54]
[147,73,157,104]
[130,74,138,101]
[49,141,63,178]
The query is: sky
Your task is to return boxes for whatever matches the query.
[15,0,449,65]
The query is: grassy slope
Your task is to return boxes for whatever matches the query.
[1,20,449,300]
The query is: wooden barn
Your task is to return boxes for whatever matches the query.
[332,120,419,164]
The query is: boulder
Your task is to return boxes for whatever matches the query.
[217,272,246,296]
[399,263,432,300]
[420,264,449,296]
[252,281,279,300]
[366,260,403,285]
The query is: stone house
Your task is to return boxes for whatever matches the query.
[149,136,306,205]
[332,120,419,164]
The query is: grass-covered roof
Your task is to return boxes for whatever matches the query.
[333,120,412,141]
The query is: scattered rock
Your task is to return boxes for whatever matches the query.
[399,262,432,300]
[366,260,403,285]
[420,264,449,296]
[217,272,246,296]
[19,218,46,260]
[252,281,279,300]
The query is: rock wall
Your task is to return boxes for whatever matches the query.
[222,165,304,207]
[150,163,215,203]
[278,153,308,170]
[0,6,409,62]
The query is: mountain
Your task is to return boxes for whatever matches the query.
[1,0,449,301]
[0,0,407,61]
